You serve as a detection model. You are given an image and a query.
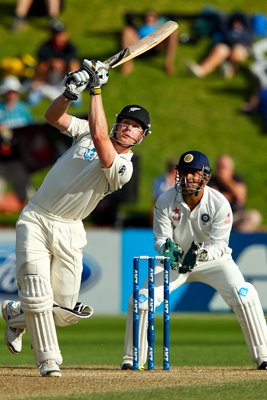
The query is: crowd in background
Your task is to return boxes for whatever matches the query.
[0,1,266,230]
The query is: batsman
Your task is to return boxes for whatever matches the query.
[2,59,151,377]
[122,150,267,371]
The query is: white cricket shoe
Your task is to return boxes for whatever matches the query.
[39,360,62,377]
[2,300,25,354]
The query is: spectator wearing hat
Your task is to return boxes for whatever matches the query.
[0,76,34,212]
[27,21,80,105]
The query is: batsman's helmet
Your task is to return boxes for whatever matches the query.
[116,105,151,136]
[176,150,211,174]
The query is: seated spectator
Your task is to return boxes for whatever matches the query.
[153,159,177,201]
[26,21,80,105]
[208,155,262,232]
[148,159,177,226]
[121,10,178,76]
[187,11,253,79]
[0,76,34,212]
[11,0,62,31]
[241,37,267,132]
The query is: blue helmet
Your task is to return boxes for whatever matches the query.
[175,151,211,195]
[176,150,211,174]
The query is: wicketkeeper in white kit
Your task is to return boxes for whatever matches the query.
[122,150,267,370]
[1,59,151,377]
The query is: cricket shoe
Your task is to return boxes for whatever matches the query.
[121,362,133,370]
[39,360,62,377]
[258,361,267,370]
[121,362,145,370]
[2,300,25,354]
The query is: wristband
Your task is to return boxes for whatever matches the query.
[90,87,102,96]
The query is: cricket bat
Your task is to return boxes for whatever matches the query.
[104,20,178,68]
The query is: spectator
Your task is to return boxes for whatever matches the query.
[11,0,62,31]
[121,10,178,76]
[241,37,267,132]
[153,159,177,201]
[26,21,80,106]
[208,154,262,232]
[0,76,34,212]
[187,11,253,79]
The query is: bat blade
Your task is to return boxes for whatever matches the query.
[104,20,178,69]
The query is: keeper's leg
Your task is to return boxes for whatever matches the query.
[18,274,62,376]
[122,295,148,369]
[229,282,267,369]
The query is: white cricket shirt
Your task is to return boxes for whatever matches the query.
[30,117,133,220]
[153,185,233,260]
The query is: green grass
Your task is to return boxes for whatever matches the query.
[1,0,267,226]
[28,383,267,400]
[0,313,254,367]
[2,314,267,400]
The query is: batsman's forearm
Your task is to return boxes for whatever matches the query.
[44,95,72,128]
[89,94,108,141]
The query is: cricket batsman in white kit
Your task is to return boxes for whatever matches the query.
[1,59,151,377]
[122,150,267,370]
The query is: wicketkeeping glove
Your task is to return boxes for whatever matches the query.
[160,238,184,270]
[82,59,109,95]
[63,69,90,100]
[179,241,208,274]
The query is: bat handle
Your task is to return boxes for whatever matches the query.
[106,48,129,68]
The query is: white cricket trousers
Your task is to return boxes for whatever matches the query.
[16,202,87,308]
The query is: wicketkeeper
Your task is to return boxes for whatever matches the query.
[2,59,151,377]
[121,150,267,371]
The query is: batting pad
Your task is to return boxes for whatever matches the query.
[3,301,26,329]
[18,274,62,366]
[231,283,267,364]
[53,302,94,327]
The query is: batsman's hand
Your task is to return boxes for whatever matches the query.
[179,241,207,274]
[160,238,184,270]
[63,69,90,100]
[82,59,109,94]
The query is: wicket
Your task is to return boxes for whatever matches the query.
[133,256,170,371]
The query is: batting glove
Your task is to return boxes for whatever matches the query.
[82,59,109,95]
[160,238,184,270]
[63,69,90,101]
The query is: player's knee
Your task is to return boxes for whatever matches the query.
[229,282,259,308]
[18,274,53,313]
[129,289,149,311]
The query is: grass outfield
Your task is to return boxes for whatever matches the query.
[1,314,267,399]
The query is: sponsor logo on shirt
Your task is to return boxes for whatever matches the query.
[224,212,232,224]
[119,165,126,175]
[172,207,181,221]
[201,213,210,223]
[83,147,97,161]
